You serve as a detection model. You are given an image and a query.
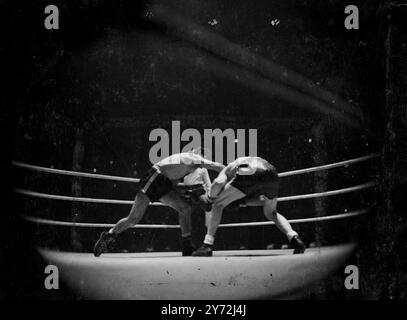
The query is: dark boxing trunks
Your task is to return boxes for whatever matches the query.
[230,164,279,199]
[139,166,173,202]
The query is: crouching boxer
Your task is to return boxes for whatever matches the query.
[93,151,224,257]
[192,156,306,256]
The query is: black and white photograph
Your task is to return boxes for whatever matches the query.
[1,0,407,307]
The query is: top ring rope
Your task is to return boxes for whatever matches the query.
[11,161,141,183]
[12,153,379,182]
[278,153,378,177]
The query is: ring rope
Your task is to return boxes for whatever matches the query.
[14,181,376,206]
[12,161,141,183]
[277,153,379,177]
[14,188,161,205]
[11,153,378,182]
[20,208,370,229]
[277,181,376,202]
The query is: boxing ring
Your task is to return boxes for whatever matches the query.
[13,154,378,299]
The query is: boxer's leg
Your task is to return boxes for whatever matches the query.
[262,197,297,239]
[263,197,305,254]
[110,191,150,234]
[94,190,150,257]
[193,183,245,256]
[160,190,192,236]
[159,190,195,256]
[206,184,246,238]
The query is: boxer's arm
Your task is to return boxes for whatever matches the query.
[200,168,212,193]
[208,170,228,199]
[188,154,225,172]
[198,159,225,172]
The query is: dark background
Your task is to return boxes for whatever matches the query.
[0,0,406,299]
